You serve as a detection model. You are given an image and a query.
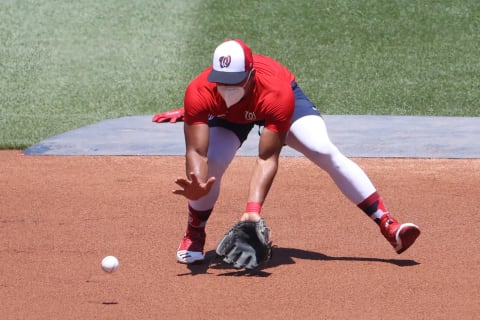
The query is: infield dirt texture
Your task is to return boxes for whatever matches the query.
[1,151,479,319]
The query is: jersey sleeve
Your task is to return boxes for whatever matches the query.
[183,70,215,125]
[261,83,295,133]
[183,87,209,125]
[252,55,296,133]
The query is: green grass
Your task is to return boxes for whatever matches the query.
[1,0,479,148]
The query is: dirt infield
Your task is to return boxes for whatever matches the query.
[1,150,479,319]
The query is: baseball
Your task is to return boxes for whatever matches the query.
[101,256,119,273]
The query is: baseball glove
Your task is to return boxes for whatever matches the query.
[215,219,272,270]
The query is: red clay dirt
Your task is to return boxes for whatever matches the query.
[1,150,479,319]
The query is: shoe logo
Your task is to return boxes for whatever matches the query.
[384,220,392,229]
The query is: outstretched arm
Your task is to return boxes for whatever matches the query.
[241,127,286,221]
[173,122,216,200]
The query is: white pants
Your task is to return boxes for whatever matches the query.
[190,115,376,211]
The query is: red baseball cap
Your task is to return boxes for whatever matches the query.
[207,39,253,84]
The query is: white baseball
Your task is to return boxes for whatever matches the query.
[101,256,119,273]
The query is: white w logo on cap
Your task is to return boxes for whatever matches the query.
[219,56,231,68]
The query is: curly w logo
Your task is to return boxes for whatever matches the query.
[219,55,231,68]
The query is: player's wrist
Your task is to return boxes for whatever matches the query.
[245,202,262,213]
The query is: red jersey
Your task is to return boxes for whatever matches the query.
[183,54,296,133]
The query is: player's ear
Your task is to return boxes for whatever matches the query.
[250,68,256,80]
[246,69,256,90]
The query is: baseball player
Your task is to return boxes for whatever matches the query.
[154,39,421,267]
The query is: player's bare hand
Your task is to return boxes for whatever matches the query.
[173,172,216,200]
[240,212,261,222]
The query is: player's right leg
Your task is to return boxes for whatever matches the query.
[177,126,240,264]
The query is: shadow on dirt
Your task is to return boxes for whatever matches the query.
[177,246,420,277]
[269,247,420,267]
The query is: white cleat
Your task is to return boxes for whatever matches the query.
[176,250,205,264]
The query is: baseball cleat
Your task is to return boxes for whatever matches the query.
[176,250,205,264]
[380,215,421,254]
[176,229,206,264]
